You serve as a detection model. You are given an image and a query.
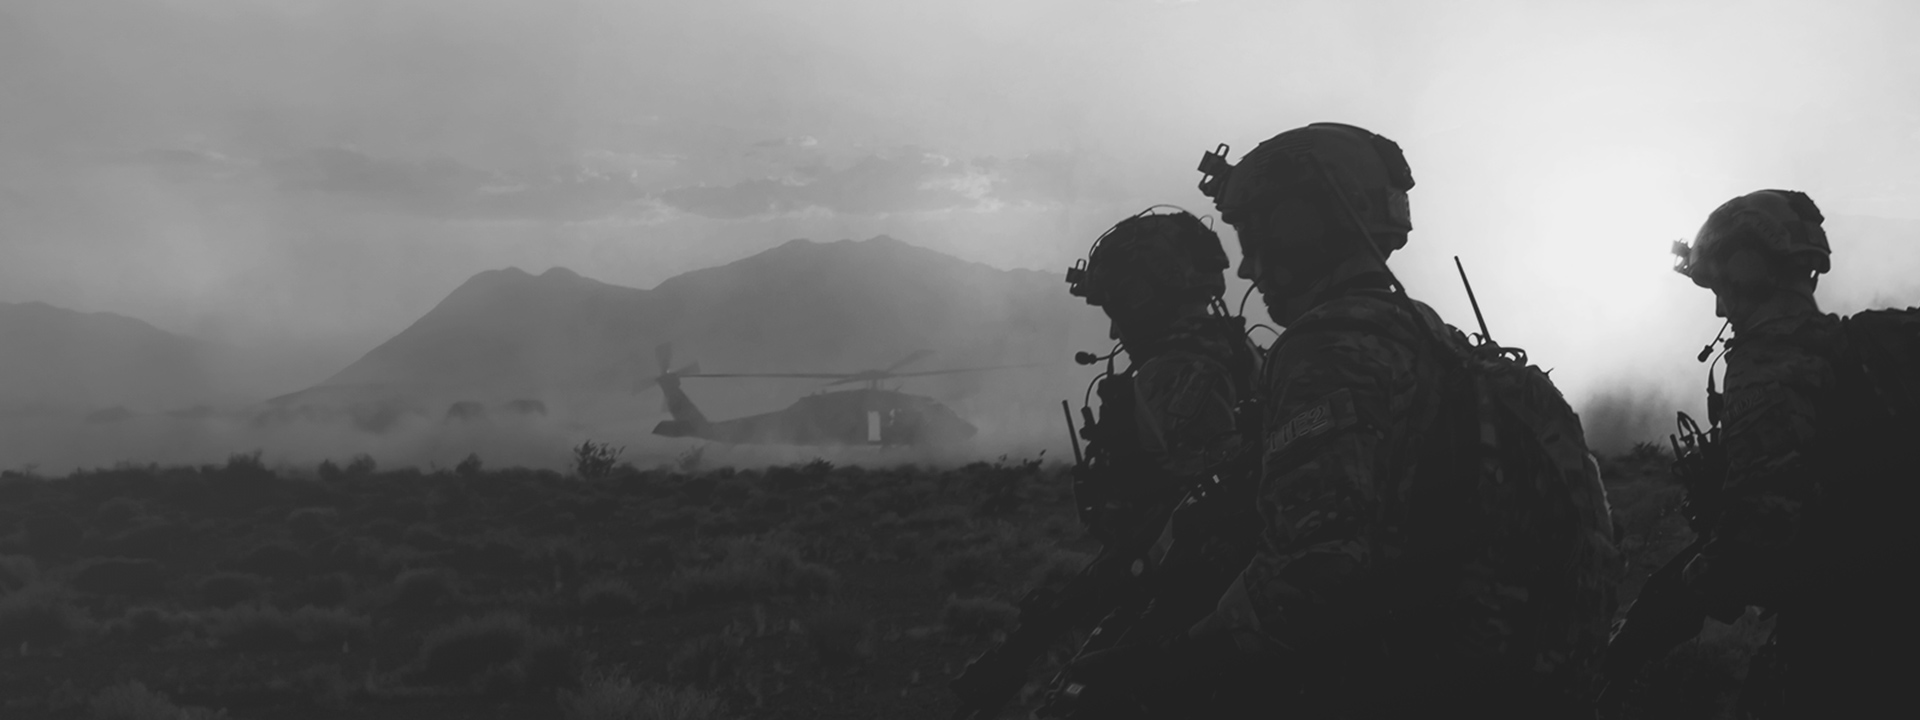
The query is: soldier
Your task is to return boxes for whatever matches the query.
[1653,189,1908,716]
[1065,123,1618,719]
[1066,208,1267,640]
[951,208,1263,720]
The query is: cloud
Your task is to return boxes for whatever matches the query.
[655,147,1101,220]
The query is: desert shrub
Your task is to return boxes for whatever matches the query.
[401,523,453,551]
[345,454,378,476]
[1027,547,1093,590]
[666,634,742,687]
[936,549,998,592]
[24,513,84,557]
[801,604,874,667]
[389,567,461,615]
[942,597,1018,640]
[100,606,193,649]
[407,612,569,690]
[0,584,86,647]
[93,497,145,532]
[86,681,227,720]
[284,571,354,608]
[0,554,37,592]
[92,519,193,560]
[199,572,266,608]
[573,441,624,479]
[660,537,838,610]
[577,576,639,618]
[204,604,371,652]
[560,671,726,720]
[71,557,169,597]
[287,507,340,544]
[221,542,308,580]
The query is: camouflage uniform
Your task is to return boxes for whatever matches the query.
[1127,314,1264,634]
[1682,309,1901,716]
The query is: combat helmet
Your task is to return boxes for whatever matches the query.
[1067,207,1229,311]
[1198,122,1415,256]
[1673,189,1830,291]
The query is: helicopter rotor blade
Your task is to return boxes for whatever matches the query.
[886,349,934,373]
[677,372,852,379]
[885,363,1041,378]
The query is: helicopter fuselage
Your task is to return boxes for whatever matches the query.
[652,386,977,447]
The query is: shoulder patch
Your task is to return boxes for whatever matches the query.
[1266,388,1360,458]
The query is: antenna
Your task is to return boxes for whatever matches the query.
[1454,256,1493,345]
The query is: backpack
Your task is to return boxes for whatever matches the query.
[1401,304,1626,700]
[1841,307,1920,425]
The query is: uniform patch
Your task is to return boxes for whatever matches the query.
[1266,388,1359,458]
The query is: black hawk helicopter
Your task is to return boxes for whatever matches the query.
[639,344,1026,448]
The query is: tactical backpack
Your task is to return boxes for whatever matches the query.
[1397,304,1626,702]
[1842,307,1920,425]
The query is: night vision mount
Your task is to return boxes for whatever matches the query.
[1197,143,1233,199]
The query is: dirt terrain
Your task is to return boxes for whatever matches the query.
[0,446,1762,719]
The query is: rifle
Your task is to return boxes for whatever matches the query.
[1598,410,1740,699]
[949,497,1180,720]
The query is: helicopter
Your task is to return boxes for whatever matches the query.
[638,344,1027,447]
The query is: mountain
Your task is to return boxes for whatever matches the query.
[294,236,1109,429]
[0,301,220,414]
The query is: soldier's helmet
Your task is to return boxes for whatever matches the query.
[1202,122,1415,255]
[1674,190,1830,290]
[1066,207,1228,312]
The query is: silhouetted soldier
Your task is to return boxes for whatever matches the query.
[1618,189,1914,717]
[1062,123,1620,719]
[951,208,1263,720]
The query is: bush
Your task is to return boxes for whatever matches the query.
[285,571,354,608]
[456,453,484,478]
[942,596,1018,640]
[661,537,838,610]
[71,557,169,597]
[101,606,193,649]
[204,604,371,652]
[221,542,308,580]
[802,604,874,667]
[24,513,84,557]
[936,549,998,592]
[199,572,266,608]
[287,507,340,544]
[573,441,624,479]
[93,497,146,532]
[560,671,726,720]
[0,554,37,593]
[87,681,227,720]
[577,576,640,618]
[407,612,568,690]
[389,567,461,615]
[666,634,742,687]
[0,584,86,647]
[345,454,378,476]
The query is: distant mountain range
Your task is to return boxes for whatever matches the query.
[0,301,220,415]
[271,235,1108,430]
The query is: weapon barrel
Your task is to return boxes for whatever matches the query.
[1454,255,1493,343]
[1063,400,1085,465]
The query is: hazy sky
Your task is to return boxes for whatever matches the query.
[4,0,1918,425]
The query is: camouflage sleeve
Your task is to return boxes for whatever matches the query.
[1134,354,1240,478]
[1237,321,1421,650]
[1690,340,1834,603]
